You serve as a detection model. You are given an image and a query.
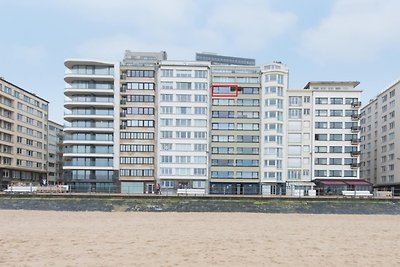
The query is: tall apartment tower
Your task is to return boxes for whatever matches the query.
[209,65,262,194]
[360,80,399,190]
[0,78,49,189]
[63,60,118,192]
[260,62,289,195]
[307,82,362,184]
[119,51,166,194]
[47,120,63,185]
[158,61,210,194]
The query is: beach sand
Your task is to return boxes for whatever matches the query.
[0,210,399,267]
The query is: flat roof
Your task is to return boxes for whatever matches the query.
[304,81,360,89]
[0,78,49,103]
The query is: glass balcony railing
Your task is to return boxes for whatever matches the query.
[64,161,113,167]
[64,110,114,116]
[65,97,114,103]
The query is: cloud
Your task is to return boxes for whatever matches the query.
[61,0,296,60]
[299,0,400,62]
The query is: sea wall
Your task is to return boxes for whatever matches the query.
[1,194,400,214]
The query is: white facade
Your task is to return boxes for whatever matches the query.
[260,63,289,195]
[307,82,361,182]
[360,80,399,189]
[63,59,119,192]
[157,61,210,193]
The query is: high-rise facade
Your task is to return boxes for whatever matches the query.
[158,61,210,194]
[119,51,166,194]
[47,120,63,185]
[360,80,399,190]
[209,65,262,194]
[260,63,289,194]
[0,78,49,189]
[63,59,118,192]
[61,52,365,195]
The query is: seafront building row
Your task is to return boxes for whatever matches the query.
[1,51,398,195]
[62,51,366,195]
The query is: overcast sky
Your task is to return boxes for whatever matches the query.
[1,0,399,123]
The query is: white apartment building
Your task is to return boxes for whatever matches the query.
[63,59,119,192]
[307,82,362,193]
[360,80,399,191]
[260,62,289,195]
[158,61,210,194]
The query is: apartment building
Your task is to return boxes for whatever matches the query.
[158,61,210,194]
[306,82,363,193]
[63,59,118,192]
[0,78,49,189]
[119,51,166,194]
[47,120,63,185]
[209,65,262,194]
[360,80,399,190]
[260,62,289,195]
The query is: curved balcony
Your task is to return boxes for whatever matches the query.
[64,114,114,121]
[63,165,114,171]
[64,73,114,83]
[64,88,114,96]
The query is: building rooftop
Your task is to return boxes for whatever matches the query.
[0,77,49,103]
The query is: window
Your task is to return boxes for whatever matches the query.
[329,170,342,177]
[330,98,343,104]
[330,146,342,153]
[212,147,234,154]
[330,134,342,141]
[329,158,342,165]
[176,131,191,139]
[194,70,207,78]
[315,134,328,141]
[288,109,302,119]
[315,110,328,117]
[289,96,302,106]
[265,74,284,84]
[330,110,343,117]
[314,170,327,177]
[212,135,234,142]
[315,158,327,165]
[127,82,154,90]
[161,69,173,77]
[176,94,192,102]
[161,94,173,102]
[176,82,192,90]
[176,107,191,114]
[160,106,173,114]
[315,146,328,153]
[315,98,328,104]
[330,122,342,129]
[315,122,328,129]
[127,70,154,77]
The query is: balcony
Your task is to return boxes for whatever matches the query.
[351,126,361,132]
[350,163,361,168]
[351,101,362,108]
[351,114,361,120]
[350,151,361,156]
[351,138,361,145]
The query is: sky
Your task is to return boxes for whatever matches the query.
[1,0,400,124]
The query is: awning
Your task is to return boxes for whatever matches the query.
[344,180,372,186]
[317,180,347,185]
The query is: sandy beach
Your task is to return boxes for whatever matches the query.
[0,210,399,267]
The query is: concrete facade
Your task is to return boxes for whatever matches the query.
[360,80,399,190]
[0,78,49,189]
